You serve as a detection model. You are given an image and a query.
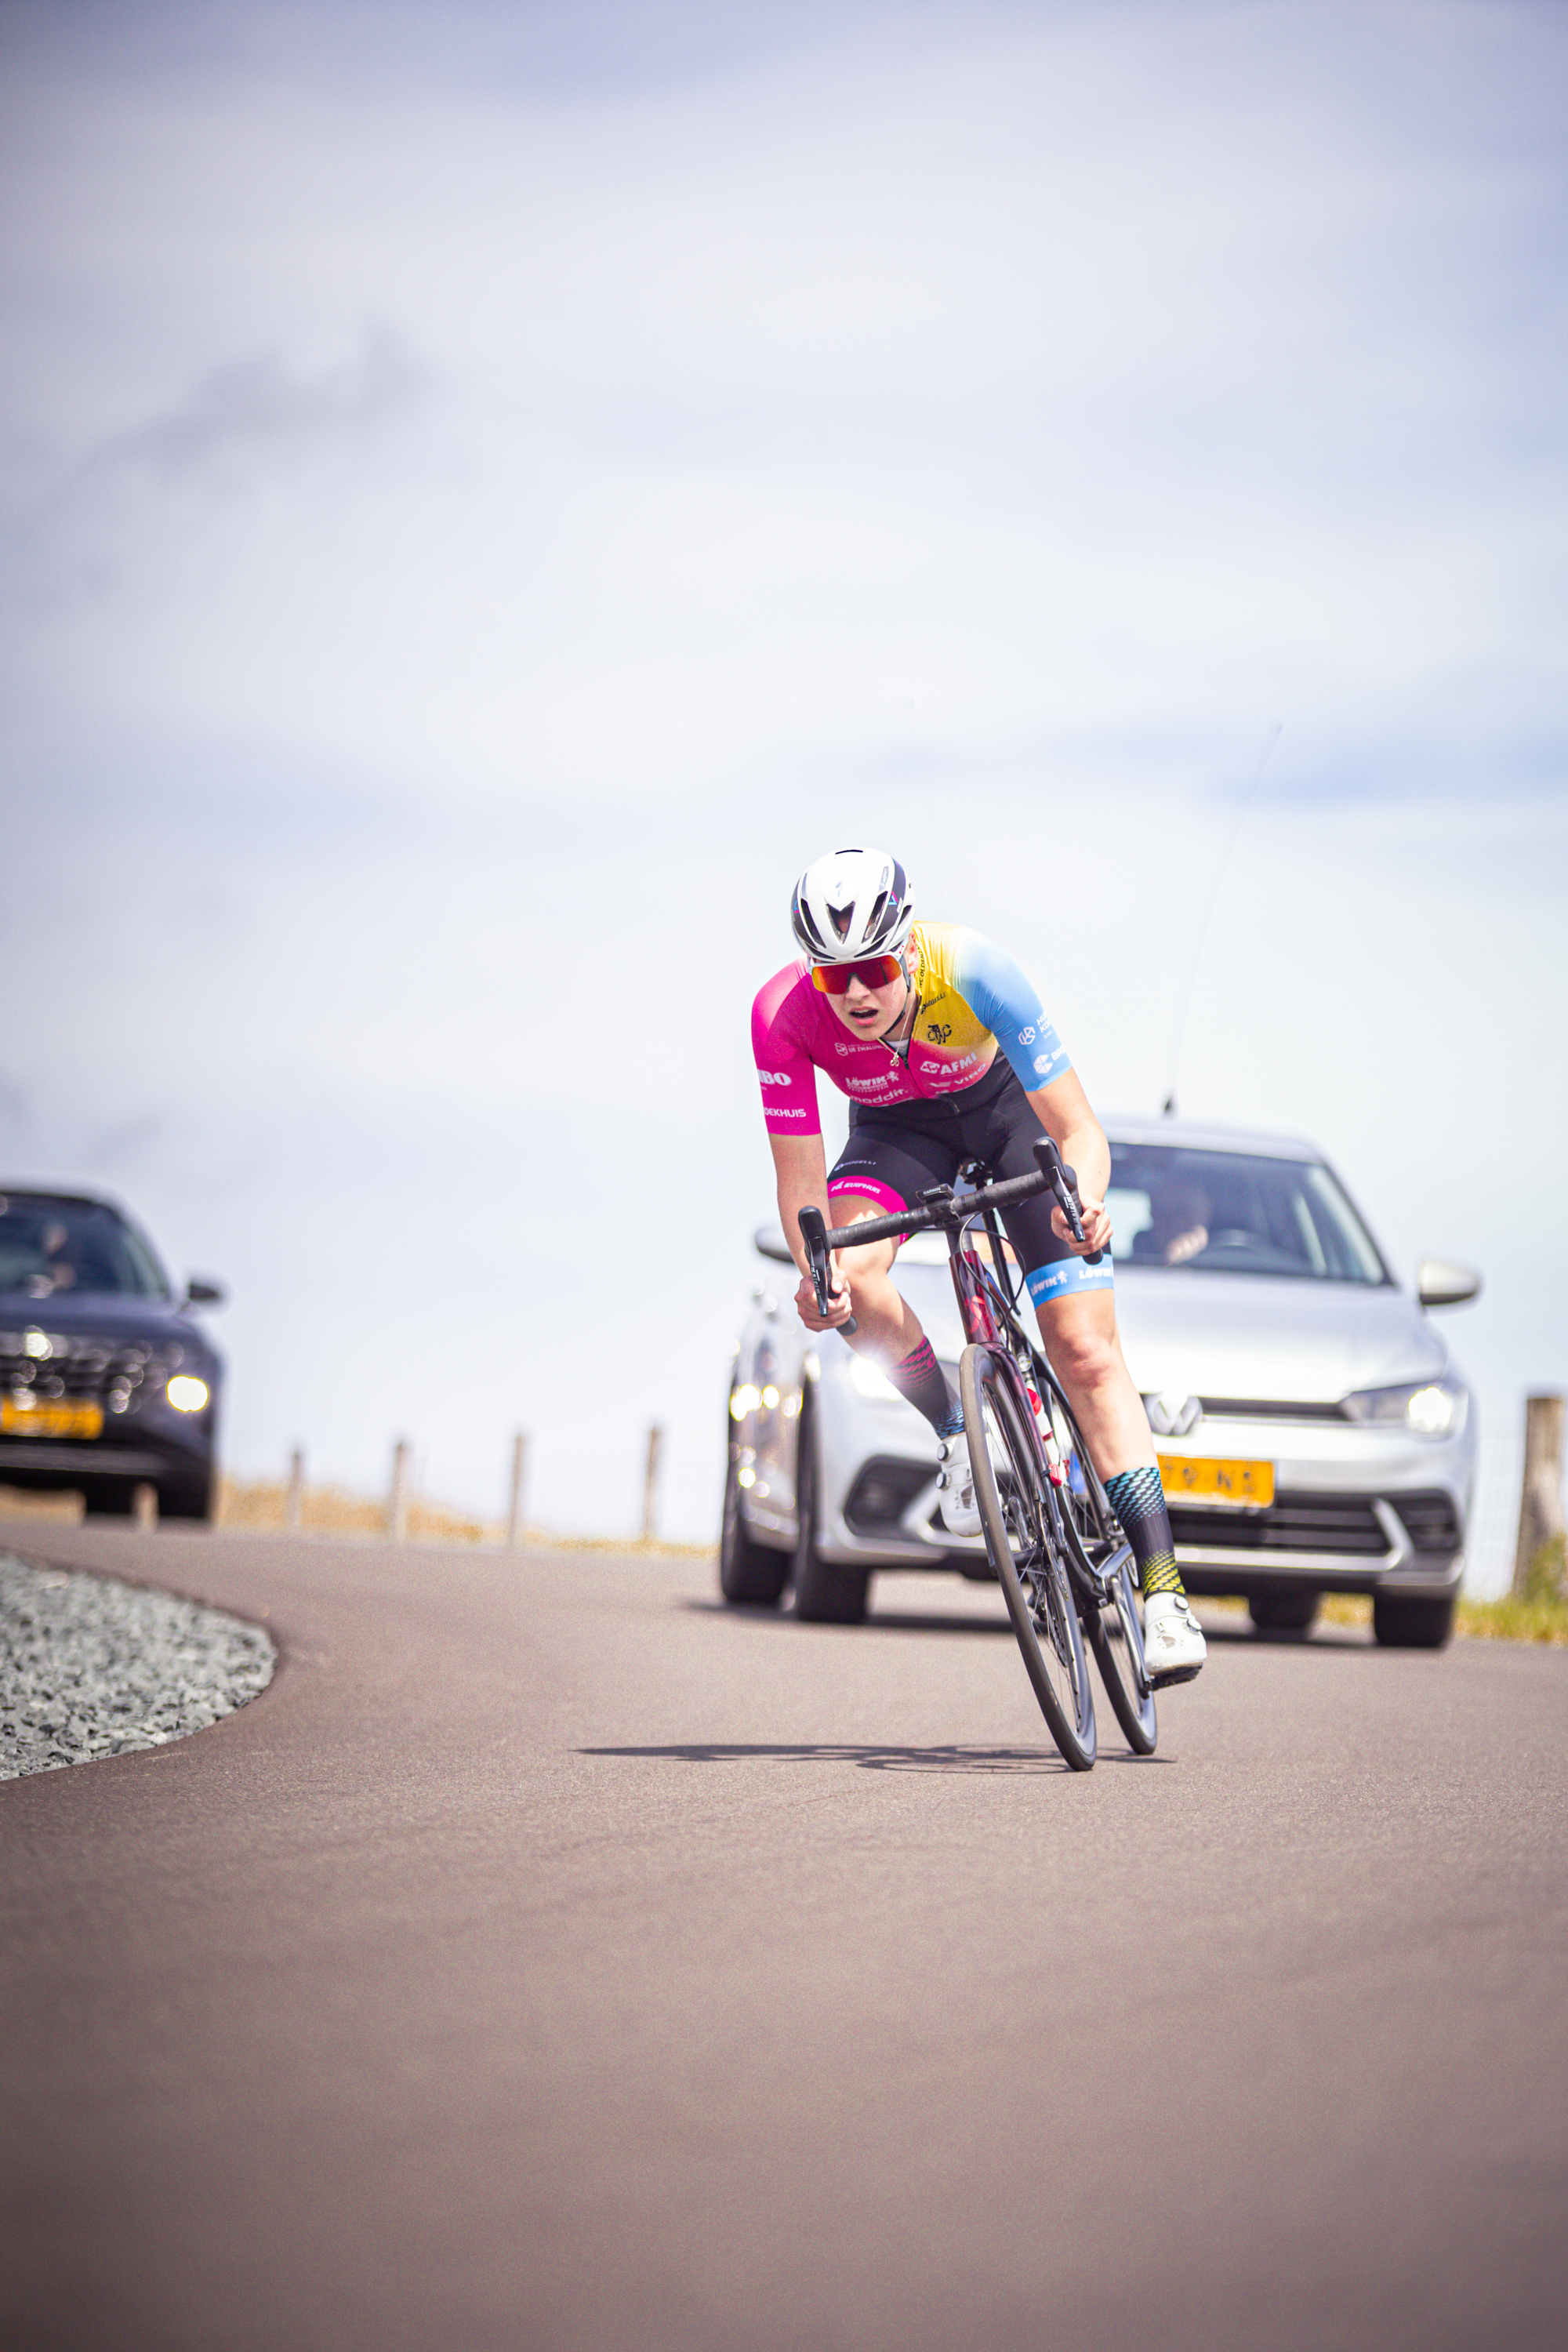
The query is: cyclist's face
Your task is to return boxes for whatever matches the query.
[829,953,911,1039]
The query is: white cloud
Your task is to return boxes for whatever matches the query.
[1,0,1563,1541]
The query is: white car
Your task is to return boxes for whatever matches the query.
[720,1119,1479,1646]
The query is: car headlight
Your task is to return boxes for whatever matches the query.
[1341,1377,1467,1439]
[165,1375,211,1414]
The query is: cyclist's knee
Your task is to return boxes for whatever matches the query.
[1041,1304,1121,1392]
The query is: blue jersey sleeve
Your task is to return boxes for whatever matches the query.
[949,928,1072,1094]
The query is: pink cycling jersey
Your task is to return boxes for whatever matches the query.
[751,920,1070,1138]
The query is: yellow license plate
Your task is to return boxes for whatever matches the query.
[2,1398,104,1440]
[1158,1454,1274,1508]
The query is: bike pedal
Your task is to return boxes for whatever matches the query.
[1149,1664,1202,1690]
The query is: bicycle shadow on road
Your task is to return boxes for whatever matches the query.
[580,1740,1161,1774]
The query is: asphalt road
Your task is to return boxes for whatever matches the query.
[4,1516,1566,2352]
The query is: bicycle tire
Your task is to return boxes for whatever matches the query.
[960,1345,1096,1770]
[1083,1557,1158,1755]
[1035,1379,1157,1755]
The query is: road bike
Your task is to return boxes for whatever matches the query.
[799,1142,1157,1771]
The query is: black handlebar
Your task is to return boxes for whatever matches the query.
[1033,1136,1105,1267]
[808,1138,1104,1267]
[797,1203,858,1335]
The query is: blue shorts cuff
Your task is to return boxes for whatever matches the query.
[1024,1255,1116,1306]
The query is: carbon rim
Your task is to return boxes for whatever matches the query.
[968,1353,1095,1768]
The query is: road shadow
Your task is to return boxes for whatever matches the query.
[1199,1618,1380,1655]
[581,1740,1076,1775]
[682,1598,1012,1638]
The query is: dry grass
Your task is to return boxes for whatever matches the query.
[217,1475,495,1544]
[0,1485,85,1524]
[216,1475,714,1556]
[0,1475,713,1558]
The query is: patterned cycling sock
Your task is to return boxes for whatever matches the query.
[887,1337,964,1436]
[1104,1465,1185,1598]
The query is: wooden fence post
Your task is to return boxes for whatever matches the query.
[506,1432,529,1550]
[389,1439,411,1544]
[285,1448,304,1535]
[641,1426,663,1546]
[1512,1393,1566,1595]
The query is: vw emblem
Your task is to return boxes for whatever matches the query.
[1146,1392,1203,1437]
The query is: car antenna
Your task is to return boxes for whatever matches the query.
[1162,720,1283,1117]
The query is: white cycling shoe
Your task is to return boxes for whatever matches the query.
[1142,1592,1207,1686]
[935,1436,983,1538]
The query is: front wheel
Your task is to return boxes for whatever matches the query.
[1373,1591,1455,1649]
[791,1393,870,1625]
[719,1436,791,1607]
[960,1345,1095,1770]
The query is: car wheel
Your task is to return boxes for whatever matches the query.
[1373,1591,1456,1649]
[1249,1588,1319,1637]
[791,1393,869,1626]
[719,1417,791,1608]
[158,1475,215,1524]
[80,1479,135,1518]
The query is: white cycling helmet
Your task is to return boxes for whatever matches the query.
[789,846,915,964]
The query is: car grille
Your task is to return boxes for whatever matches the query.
[0,1327,183,1414]
[1197,1396,1349,1422]
[1169,1493,1386,1553]
[844,1457,937,1534]
[1170,1488,1461,1557]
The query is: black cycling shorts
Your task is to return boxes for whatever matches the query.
[826,1055,1115,1307]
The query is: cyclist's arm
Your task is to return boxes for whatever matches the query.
[768,1133,833,1279]
[946,927,1071,1093]
[1028,1069,1113,1255]
[768,1134,855,1329]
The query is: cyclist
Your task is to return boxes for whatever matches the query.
[753,844,1206,1686]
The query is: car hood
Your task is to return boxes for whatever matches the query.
[0,1292,220,1360]
[894,1264,1448,1405]
[1105,1271,1446,1403]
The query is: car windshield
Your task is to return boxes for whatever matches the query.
[0,1195,172,1301]
[1105,1145,1389,1284]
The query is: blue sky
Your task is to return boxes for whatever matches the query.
[2,0,1564,1558]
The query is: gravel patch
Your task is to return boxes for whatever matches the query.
[0,1552,276,1780]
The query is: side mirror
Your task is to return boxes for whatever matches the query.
[753,1227,795,1267]
[183,1277,227,1308]
[1417,1258,1481,1309]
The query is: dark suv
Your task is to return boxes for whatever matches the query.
[0,1186,225,1521]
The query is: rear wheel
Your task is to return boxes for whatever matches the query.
[1373,1591,1455,1649]
[719,1425,791,1607]
[1085,1558,1159,1755]
[1250,1588,1319,1637]
[960,1345,1095,1769]
[791,1394,870,1625]
[1037,1376,1156,1756]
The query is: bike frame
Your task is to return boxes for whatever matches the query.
[802,1143,1132,1613]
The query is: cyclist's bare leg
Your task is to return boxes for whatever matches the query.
[822,1197,928,1362]
[1034,1287,1194,1624]
[1032,1287,1154,1478]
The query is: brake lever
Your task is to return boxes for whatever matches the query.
[1031,1138,1105,1266]
[797,1204,858,1335]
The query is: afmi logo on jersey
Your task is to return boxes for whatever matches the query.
[1018,1025,1036,1044]
[757,1070,793,1087]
